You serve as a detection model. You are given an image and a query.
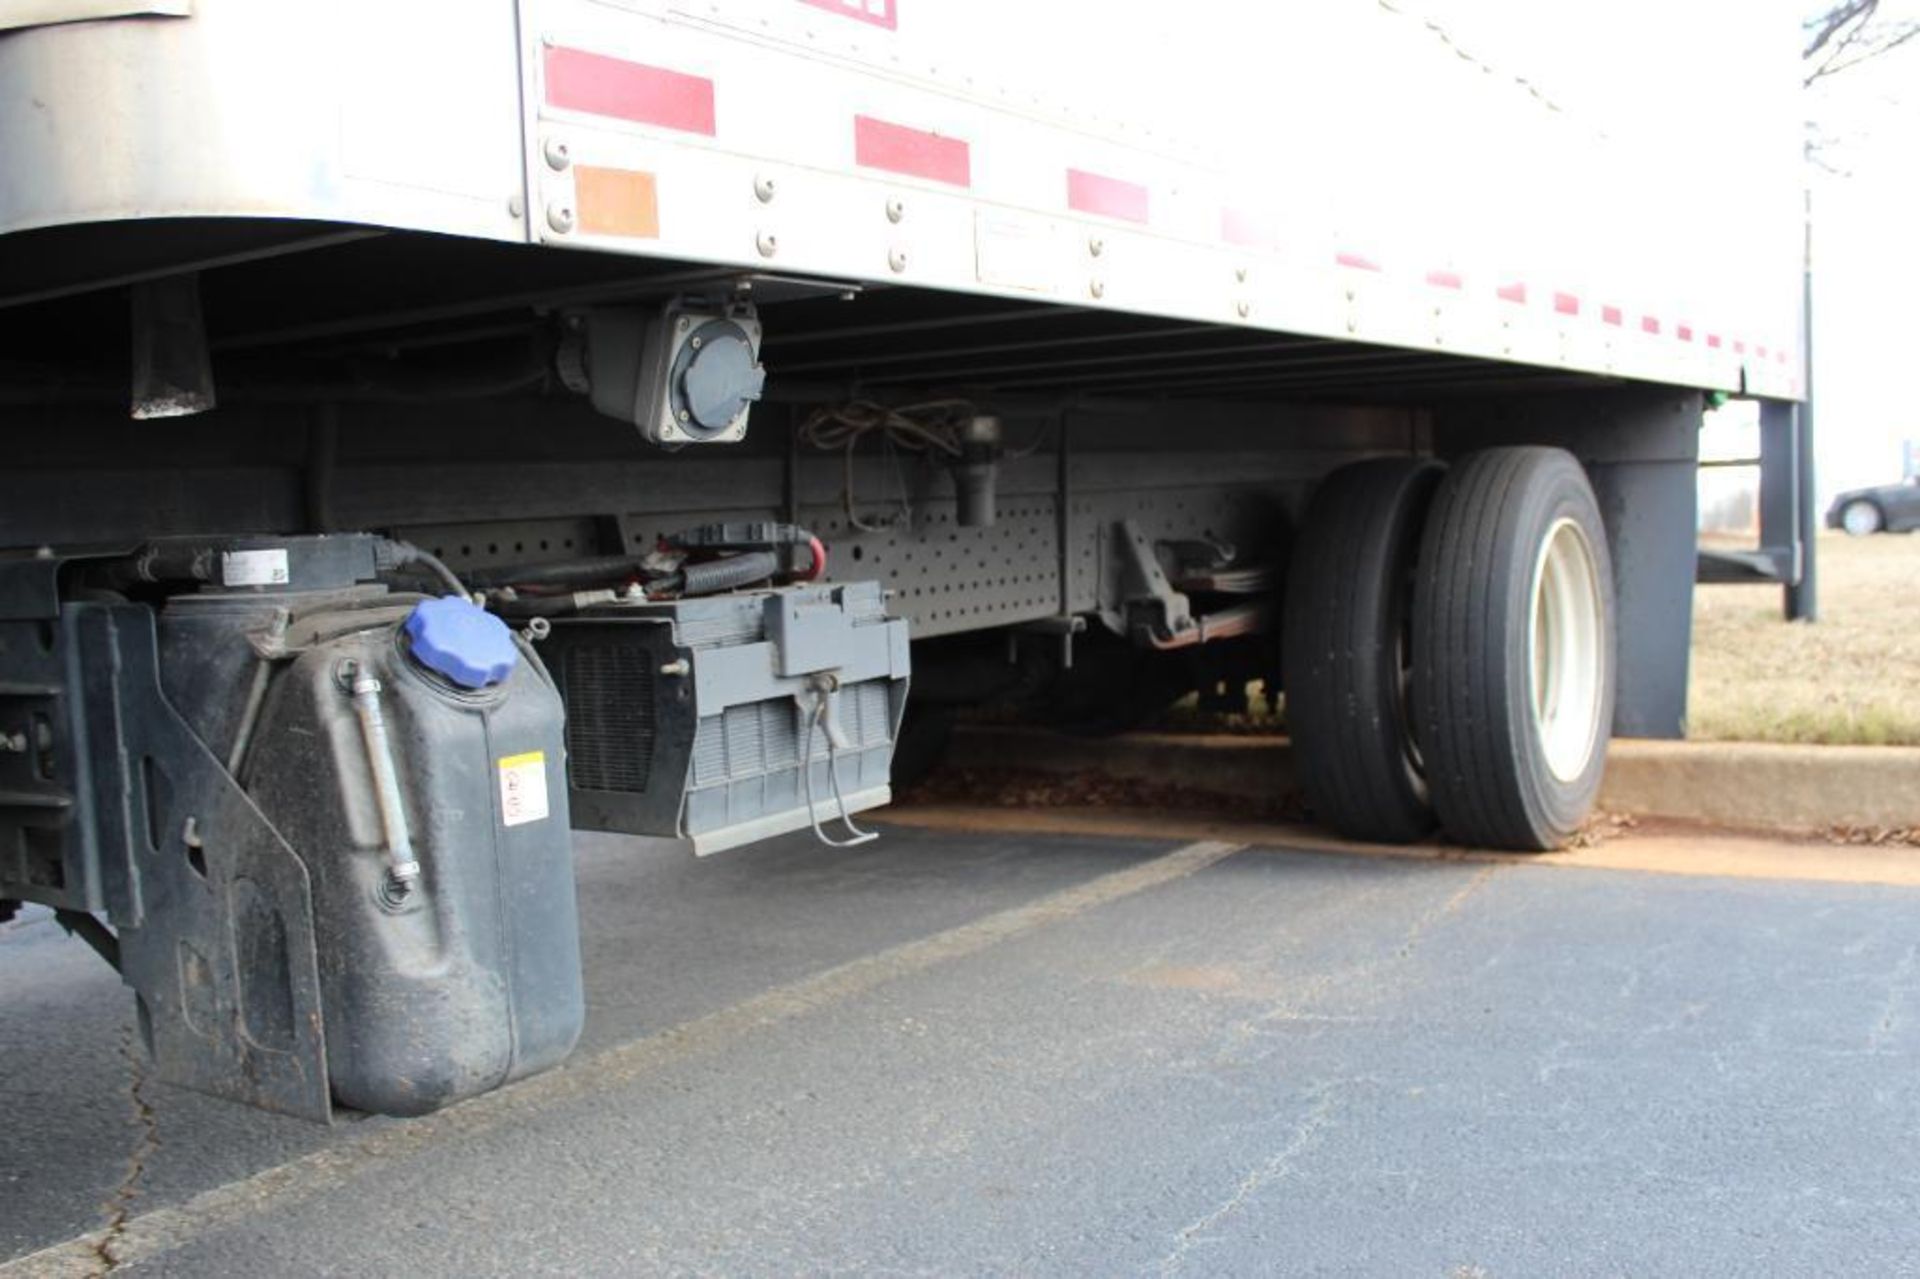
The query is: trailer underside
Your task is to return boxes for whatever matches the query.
[1,219,1706,1120]
[0,218,1707,721]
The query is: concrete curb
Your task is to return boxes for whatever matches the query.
[945,727,1920,833]
[1597,739,1920,831]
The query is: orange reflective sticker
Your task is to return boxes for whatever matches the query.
[575,166,659,238]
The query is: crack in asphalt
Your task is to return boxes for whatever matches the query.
[1155,863,1504,1266]
[1398,864,1501,959]
[89,1027,159,1276]
[1156,1081,1344,1276]
[1868,941,1918,1051]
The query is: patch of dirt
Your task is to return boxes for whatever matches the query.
[904,770,1664,854]
[898,765,1307,823]
[1565,810,1640,849]
[1826,823,1920,848]
[1121,963,1291,1000]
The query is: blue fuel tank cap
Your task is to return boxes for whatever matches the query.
[403,596,519,689]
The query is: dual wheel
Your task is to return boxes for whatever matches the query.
[1282,447,1615,851]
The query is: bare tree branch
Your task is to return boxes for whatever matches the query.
[1804,0,1920,84]
[1804,0,1875,59]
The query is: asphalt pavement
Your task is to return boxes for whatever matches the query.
[3,815,1917,1276]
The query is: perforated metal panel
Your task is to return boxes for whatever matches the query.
[799,466,1297,637]
[399,516,604,575]
[805,497,1063,638]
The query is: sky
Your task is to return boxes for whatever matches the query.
[1805,0,1920,497]
[1391,0,1914,503]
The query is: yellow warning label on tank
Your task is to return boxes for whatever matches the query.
[498,751,549,827]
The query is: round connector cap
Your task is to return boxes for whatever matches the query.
[675,320,765,434]
[403,596,519,689]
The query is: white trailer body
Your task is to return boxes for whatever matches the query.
[1,0,1804,396]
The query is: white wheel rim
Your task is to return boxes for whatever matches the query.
[1528,517,1604,783]
[1843,502,1878,536]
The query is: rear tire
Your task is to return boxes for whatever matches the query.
[1411,447,1615,851]
[1283,457,1443,843]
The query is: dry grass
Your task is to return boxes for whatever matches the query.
[1690,531,1920,745]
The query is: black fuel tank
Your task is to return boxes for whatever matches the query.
[182,593,584,1116]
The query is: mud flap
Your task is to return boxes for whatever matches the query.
[73,604,331,1121]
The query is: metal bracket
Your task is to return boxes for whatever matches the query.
[1012,614,1086,669]
[1694,398,1816,620]
[1106,519,1195,646]
[67,604,331,1120]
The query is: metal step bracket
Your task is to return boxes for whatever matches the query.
[1108,519,1196,646]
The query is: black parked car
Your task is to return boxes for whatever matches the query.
[1827,477,1920,535]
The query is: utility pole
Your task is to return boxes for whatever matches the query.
[1788,179,1819,621]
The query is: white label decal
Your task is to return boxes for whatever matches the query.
[974,212,1063,295]
[498,751,550,827]
[221,548,290,588]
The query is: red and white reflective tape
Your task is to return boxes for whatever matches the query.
[544,47,715,136]
[1220,208,1277,249]
[538,19,1791,373]
[1066,169,1149,224]
[853,115,970,186]
[801,0,898,29]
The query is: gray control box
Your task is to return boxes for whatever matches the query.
[544,582,908,854]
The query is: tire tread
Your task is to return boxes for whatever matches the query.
[1412,446,1613,850]
[1283,458,1441,843]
